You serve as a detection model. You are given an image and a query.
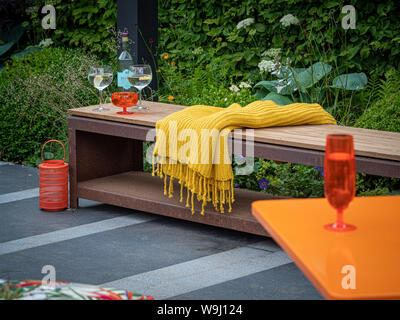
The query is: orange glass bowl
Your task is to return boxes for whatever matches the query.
[112,92,138,115]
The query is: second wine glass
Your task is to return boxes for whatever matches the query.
[88,66,113,112]
[128,65,152,111]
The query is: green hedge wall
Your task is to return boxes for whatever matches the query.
[24,1,400,78]
[24,0,117,61]
[158,0,400,79]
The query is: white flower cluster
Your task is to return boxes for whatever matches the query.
[258,60,275,73]
[275,78,296,94]
[229,81,252,94]
[261,48,282,58]
[239,82,252,89]
[39,38,54,47]
[236,18,255,30]
[229,85,240,92]
[193,47,204,55]
[280,14,299,27]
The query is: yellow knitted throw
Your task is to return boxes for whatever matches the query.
[152,100,337,214]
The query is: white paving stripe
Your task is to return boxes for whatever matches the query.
[0,188,40,205]
[102,244,292,299]
[0,161,8,166]
[0,215,155,255]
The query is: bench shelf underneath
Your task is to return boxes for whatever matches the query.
[77,171,285,236]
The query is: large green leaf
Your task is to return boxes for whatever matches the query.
[0,24,25,57]
[12,46,42,58]
[293,68,307,74]
[347,45,361,60]
[254,80,295,95]
[272,65,292,79]
[330,73,368,90]
[243,50,255,62]
[0,24,25,43]
[261,92,293,105]
[253,87,268,100]
[255,23,266,33]
[324,1,339,8]
[292,62,332,91]
[0,42,14,56]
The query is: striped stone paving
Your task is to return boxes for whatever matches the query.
[0,162,321,299]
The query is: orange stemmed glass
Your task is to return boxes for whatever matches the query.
[324,134,356,232]
[112,92,138,115]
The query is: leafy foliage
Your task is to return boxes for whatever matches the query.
[0,0,28,32]
[0,24,25,58]
[0,47,105,165]
[233,157,399,197]
[0,0,31,68]
[356,173,399,196]
[331,73,368,90]
[24,0,117,61]
[355,69,400,133]
[236,159,326,198]
[158,58,256,107]
[159,0,400,80]
[254,60,367,105]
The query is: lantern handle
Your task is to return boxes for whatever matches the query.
[41,140,66,162]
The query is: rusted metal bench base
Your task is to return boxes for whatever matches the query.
[68,116,284,236]
[68,115,400,237]
[77,171,280,236]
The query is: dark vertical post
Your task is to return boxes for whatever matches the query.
[68,126,78,209]
[117,0,158,99]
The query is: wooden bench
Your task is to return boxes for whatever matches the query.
[68,101,400,236]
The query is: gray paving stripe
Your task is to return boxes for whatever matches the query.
[0,188,40,205]
[101,244,292,299]
[247,240,281,252]
[0,215,155,255]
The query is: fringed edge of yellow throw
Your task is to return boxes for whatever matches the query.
[152,155,234,215]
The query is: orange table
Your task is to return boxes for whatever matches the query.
[252,196,400,300]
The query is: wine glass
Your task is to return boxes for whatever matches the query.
[324,134,357,232]
[128,65,152,110]
[88,66,113,112]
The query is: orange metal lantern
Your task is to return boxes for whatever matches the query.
[39,140,69,211]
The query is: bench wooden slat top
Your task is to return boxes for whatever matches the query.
[68,101,400,161]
